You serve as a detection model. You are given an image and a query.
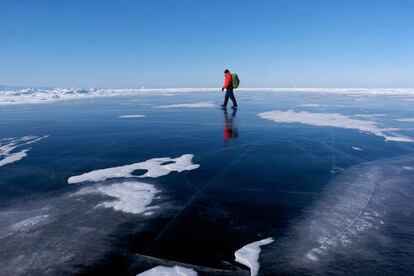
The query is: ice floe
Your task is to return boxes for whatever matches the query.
[235,238,274,276]
[0,136,48,167]
[138,265,198,276]
[258,110,413,142]
[68,154,199,184]
[119,114,146,118]
[352,147,363,151]
[155,101,215,109]
[74,181,159,215]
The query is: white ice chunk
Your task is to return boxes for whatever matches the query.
[75,181,159,215]
[258,110,413,142]
[119,115,146,118]
[138,265,198,276]
[68,154,199,184]
[235,238,274,276]
[155,101,215,109]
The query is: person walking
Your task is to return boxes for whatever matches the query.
[221,69,238,110]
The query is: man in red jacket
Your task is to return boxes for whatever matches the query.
[221,69,238,110]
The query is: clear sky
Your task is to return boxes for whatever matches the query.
[0,0,413,88]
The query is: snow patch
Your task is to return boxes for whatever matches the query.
[75,181,159,215]
[395,118,414,122]
[235,238,274,276]
[0,136,48,167]
[155,101,215,109]
[299,104,328,107]
[258,110,413,143]
[119,115,146,118]
[353,114,386,118]
[11,215,50,231]
[138,265,198,276]
[68,154,199,184]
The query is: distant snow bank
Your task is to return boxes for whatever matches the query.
[2,87,414,105]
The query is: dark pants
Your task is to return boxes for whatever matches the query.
[223,86,237,107]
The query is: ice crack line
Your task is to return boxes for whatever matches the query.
[306,168,379,260]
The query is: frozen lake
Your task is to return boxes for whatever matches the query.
[0,90,413,275]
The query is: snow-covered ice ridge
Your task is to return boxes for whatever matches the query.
[0,136,48,167]
[2,87,414,105]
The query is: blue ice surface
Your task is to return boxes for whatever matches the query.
[0,91,413,275]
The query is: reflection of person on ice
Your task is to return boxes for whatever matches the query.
[223,109,238,141]
[221,69,238,110]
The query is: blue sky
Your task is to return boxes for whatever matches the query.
[0,0,413,88]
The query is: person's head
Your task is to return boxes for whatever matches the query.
[224,69,230,74]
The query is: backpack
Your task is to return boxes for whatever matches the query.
[232,73,240,89]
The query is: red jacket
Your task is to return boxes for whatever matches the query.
[223,72,233,89]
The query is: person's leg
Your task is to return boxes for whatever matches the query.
[222,90,230,107]
[229,90,238,107]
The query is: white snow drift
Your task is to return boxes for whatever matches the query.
[235,238,274,276]
[68,154,199,184]
[138,265,198,276]
[258,110,413,142]
[0,136,48,167]
[75,181,160,215]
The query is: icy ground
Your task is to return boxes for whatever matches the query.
[0,89,413,275]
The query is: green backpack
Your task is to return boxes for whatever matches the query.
[232,73,240,89]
